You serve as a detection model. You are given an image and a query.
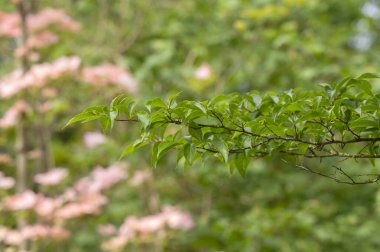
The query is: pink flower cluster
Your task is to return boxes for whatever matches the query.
[0,8,79,39]
[0,171,15,189]
[34,168,68,186]
[27,8,80,33]
[0,225,69,246]
[102,206,194,251]
[2,163,126,219]
[0,100,28,128]
[55,193,108,220]
[129,170,153,186]
[3,190,40,211]
[0,8,79,60]
[83,131,107,148]
[0,56,81,98]
[74,164,127,195]
[0,163,127,249]
[0,11,18,37]
[81,64,138,94]
[194,63,212,80]
[15,31,58,59]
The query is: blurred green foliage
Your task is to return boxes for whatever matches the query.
[2,0,380,251]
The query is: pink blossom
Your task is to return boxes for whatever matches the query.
[0,9,79,38]
[102,235,129,251]
[54,203,83,219]
[97,224,117,236]
[0,226,9,241]
[27,31,58,48]
[0,225,69,246]
[55,193,107,219]
[129,170,152,186]
[28,8,80,33]
[74,177,103,194]
[27,149,43,160]
[3,230,23,245]
[74,164,127,194]
[194,63,212,80]
[34,197,63,217]
[15,31,59,58]
[102,207,194,250]
[83,131,107,148]
[91,164,127,190]
[0,100,28,128]
[161,206,194,230]
[81,64,138,94]
[34,168,68,186]
[0,12,19,37]
[0,177,15,189]
[119,216,139,237]
[37,101,53,113]
[41,87,58,98]
[3,190,40,211]
[0,56,81,98]
[21,225,69,240]
[60,188,77,201]
[0,172,15,189]
[0,153,12,165]
[135,215,166,235]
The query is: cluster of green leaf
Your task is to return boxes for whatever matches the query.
[3,0,380,251]
[68,73,380,184]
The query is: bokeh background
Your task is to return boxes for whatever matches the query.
[1,0,380,251]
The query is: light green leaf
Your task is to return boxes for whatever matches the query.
[137,112,150,129]
[212,139,229,163]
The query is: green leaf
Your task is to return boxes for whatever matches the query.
[137,112,150,129]
[194,102,208,115]
[120,144,135,159]
[120,139,149,159]
[232,153,249,177]
[251,93,262,107]
[212,139,229,163]
[146,97,167,111]
[358,73,380,79]
[189,124,203,140]
[152,141,181,167]
[64,112,100,128]
[110,94,126,108]
[350,118,378,129]
[168,92,182,107]
[347,79,372,94]
[184,143,196,165]
[151,142,160,168]
[98,116,110,134]
[109,110,118,130]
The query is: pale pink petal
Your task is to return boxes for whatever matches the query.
[81,64,138,94]
[194,63,212,80]
[162,206,194,230]
[0,174,15,189]
[129,170,152,186]
[0,100,28,128]
[0,57,81,99]
[97,224,117,236]
[3,190,40,211]
[34,196,63,217]
[102,235,129,251]
[34,168,68,186]
[4,230,24,245]
[83,131,107,148]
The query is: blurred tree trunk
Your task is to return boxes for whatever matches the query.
[15,0,31,250]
